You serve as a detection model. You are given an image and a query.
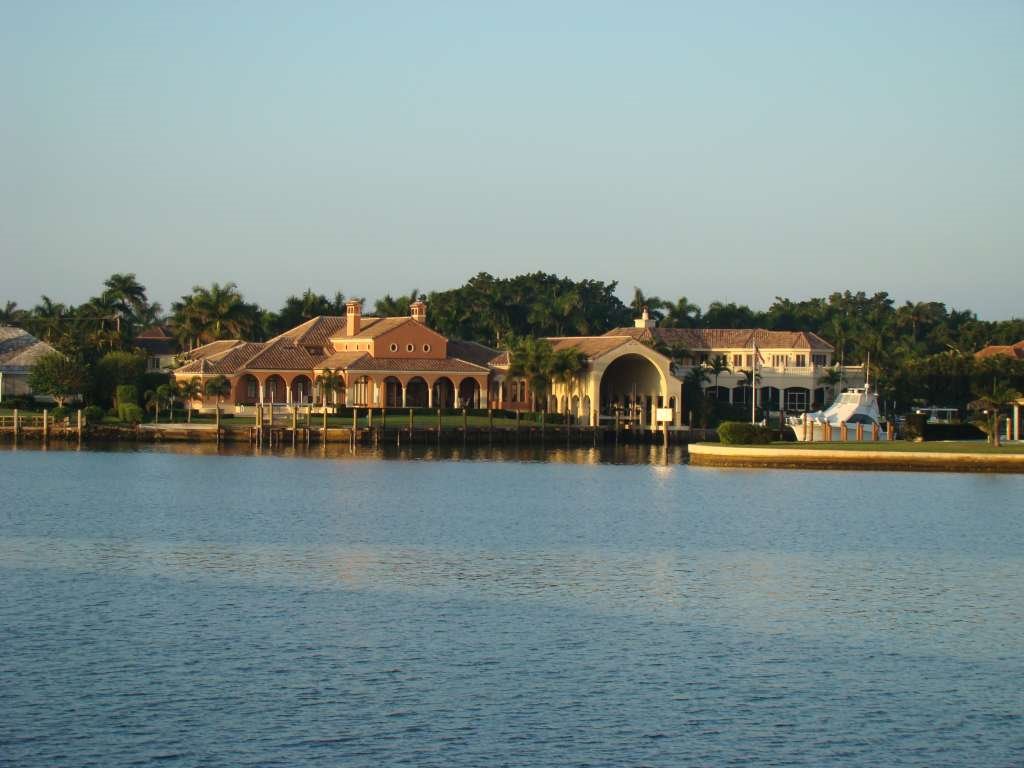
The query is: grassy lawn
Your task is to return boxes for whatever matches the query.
[752,440,1024,455]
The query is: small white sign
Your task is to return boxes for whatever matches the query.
[655,407,674,423]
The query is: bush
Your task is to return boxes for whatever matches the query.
[717,421,773,445]
[116,384,139,421]
[83,405,105,423]
[49,406,69,423]
[903,413,928,441]
[120,403,144,424]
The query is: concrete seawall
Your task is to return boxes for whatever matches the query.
[688,443,1024,473]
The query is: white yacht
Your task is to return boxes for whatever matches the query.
[788,384,883,441]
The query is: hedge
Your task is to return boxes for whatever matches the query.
[717,421,773,445]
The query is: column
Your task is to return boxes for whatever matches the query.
[427,382,434,408]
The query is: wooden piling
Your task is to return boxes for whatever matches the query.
[13,408,18,442]
[42,409,48,442]
[840,421,847,441]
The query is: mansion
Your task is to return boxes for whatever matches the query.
[174,302,852,427]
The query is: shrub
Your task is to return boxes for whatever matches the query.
[83,405,105,423]
[717,421,772,445]
[49,406,69,423]
[120,403,144,424]
[116,384,139,421]
[903,413,928,441]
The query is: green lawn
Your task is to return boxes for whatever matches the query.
[755,440,1024,455]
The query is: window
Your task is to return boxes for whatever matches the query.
[771,354,786,368]
[389,343,398,352]
[795,354,807,367]
[745,354,753,367]
[406,344,414,352]
[732,354,743,368]
[423,344,431,353]
[785,389,809,411]
[812,353,827,366]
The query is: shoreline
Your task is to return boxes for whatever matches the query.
[688,443,1024,473]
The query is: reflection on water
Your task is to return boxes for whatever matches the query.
[2,446,1023,766]
[0,439,690,465]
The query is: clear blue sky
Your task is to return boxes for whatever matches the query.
[2,1,1021,318]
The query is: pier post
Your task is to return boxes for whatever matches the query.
[12,408,18,442]
[462,408,467,433]
[215,406,221,444]
[42,409,48,442]
[436,407,441,434]
[887,421,894,441]
[368,407,373,429]
[871,423,879,441]
[856,422,864,441]
[77,409,83,443]
[292,406,298,447]
[840,420,847,441]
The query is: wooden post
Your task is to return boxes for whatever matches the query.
[42,409,48,442]
[540,409,545,439]
[515,409,520,432]
[840,420,847,441]
[436,407,441,433]
[462,407,467,432]
[321,404,327,437]
[368,407,373,428]
[411,408,416,432]
[871,422,879,441]
[488,408,493,432]
[215,406,221,443]
[12,408,18,442]
[856,422,864,441]
[382,407,387,431]
[887,421,894,441]
[353,406,358,432]
[291,406,297,447]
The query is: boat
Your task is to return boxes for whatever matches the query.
[787,384,883,441]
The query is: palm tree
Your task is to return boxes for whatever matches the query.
[31,295,66,342]
[708,355,731,398]
[817,366,842,403]
[507,336,555,411]
[0,301,24,325]
[144,388,162,423]
[630,287,666,323]
[684,366,711,391]
[316,368,343,408]
[172,282,254,347]
[157,383,177,422]
[177,377,202,423]
[550,347,587,414]
[103,273,152,325]
[662,296,702,328]
[205,375,230,404]
[971,381,1020,447]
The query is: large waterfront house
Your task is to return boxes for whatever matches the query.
[172,302,854,427]
[0,327,60,403]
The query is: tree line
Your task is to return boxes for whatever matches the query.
[3,271,1023,413]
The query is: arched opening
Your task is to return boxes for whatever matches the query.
[571,395,580,419]
[813,387,826,409]
[406,377,429,408]
[235,374,259,405]
[732,385,751,406]
[383,376,403,408]
[759,386,780,412]
[599,353,664,424]
[264,375,286,404]
[706,385,729,401]
[290,375,312,404]
[433,377,455,409]
[458,378,480,409]
[582,395,592,425]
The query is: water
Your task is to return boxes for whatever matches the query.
[1,444,1022,766]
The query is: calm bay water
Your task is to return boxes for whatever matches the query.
[1,444,1022,767]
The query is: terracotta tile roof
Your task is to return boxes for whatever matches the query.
[184,340,244,360]
[271,316,349,346]
[546,336,633,359]
[976,343,1024,360]
[0,327,59,371]
[345,357,490,373]
[243,338,321,371]
[318,351,370,370]
[174,342,267,374]
[489,350,510,367]
[446,339,500,367]
[604,327,833,351]
[345,317,411,340]
[135,325,173,340]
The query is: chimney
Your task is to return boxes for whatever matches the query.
[410,299,427,324]
[634,306,656,329]
[346,299,362,336]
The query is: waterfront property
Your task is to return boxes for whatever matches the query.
[134,325,179,372]
[603,308,864,413]
[0,327,60,403]
[173,301,688,428]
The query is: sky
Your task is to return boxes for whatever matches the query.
[2,1,1022,319]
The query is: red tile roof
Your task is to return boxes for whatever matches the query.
[604,327,834,351]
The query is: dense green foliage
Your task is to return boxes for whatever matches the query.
[4,273,1024,416]
[26,351,85,407]
[717,421,773,445]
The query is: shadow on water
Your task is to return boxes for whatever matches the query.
[0,439,689,466]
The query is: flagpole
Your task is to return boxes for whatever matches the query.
[751,342,757,424]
